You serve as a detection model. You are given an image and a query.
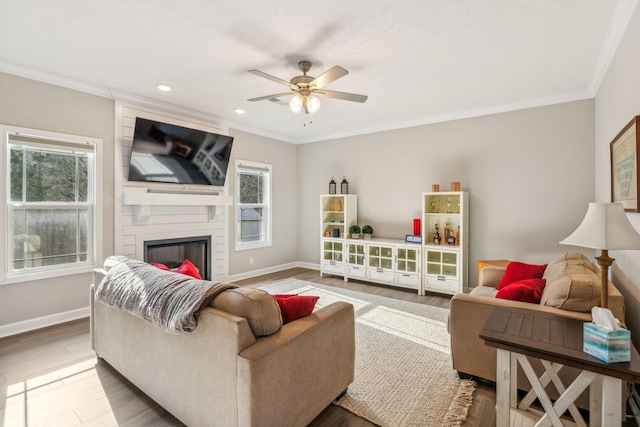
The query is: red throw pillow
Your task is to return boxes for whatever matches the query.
[176,259,202,279]
[274,294,297,299]
[495,278,547,304]
[497,262,547,290]
[275,294,319,324]
[150,262,170,271]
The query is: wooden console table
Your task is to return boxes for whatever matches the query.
[480,306,640,427]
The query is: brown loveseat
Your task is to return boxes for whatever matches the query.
[448,252,625,408]
[90,258,355,427]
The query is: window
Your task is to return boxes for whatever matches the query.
[2,126,101,282]
[235,160,271,250]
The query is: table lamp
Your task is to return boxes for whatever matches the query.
[560,202,640,308]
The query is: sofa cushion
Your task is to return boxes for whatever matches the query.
[469,285,499,298]
[175,259,202,279]
[497,261,547,290]
[540,252,601,312]
[542,252,598,280]
[496,278,547,303]
[211,288,282,337]
[149,259,201,279]
[274,294,320,324]
[150,262,170,271]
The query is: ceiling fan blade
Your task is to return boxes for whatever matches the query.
[309,66,349,89]
[247,92,293,102]
[248,70,293,87]
[316,90,368,103]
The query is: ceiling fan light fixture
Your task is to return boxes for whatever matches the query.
[249,61,367,115]
[289,94,304,114]
[306,95,321,114]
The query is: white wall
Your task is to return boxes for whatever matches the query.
[0,68,602,334]
[595,3,640,342]
[297,100,596,284]
[0,72,115,332]
[227,129,299,277]
[0,72,299,333]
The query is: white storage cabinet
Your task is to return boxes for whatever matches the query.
[421,191,469,295]
[320,194,357,278]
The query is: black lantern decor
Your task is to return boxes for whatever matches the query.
[329,178,336,194]
[341,177,349,194]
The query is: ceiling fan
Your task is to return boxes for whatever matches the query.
[247,61,368,115]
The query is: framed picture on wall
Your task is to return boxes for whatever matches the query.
[611,116,640,212]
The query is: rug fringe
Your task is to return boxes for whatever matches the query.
[442,379,477,427]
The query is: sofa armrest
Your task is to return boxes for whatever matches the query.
[449,292,592,382]
[236,301,355,427]
[479,266,506,288]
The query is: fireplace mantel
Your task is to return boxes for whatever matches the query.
[123,186,232,224]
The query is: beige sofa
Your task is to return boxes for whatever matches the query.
[90,260,355,427]
[449,253,625,407]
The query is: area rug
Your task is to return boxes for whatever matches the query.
[260,279,476,427]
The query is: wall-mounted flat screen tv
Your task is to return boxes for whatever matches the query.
[127,117,234,187]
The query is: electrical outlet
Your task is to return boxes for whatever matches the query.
[249,257,254,265]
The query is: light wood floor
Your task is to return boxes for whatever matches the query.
[7,266,614,426]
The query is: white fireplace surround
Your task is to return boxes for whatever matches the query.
[114,96,231,282]
[123,185,232,225]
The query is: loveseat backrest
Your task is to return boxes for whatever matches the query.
[478,265,625,324]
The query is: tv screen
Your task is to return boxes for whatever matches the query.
[127,117,234,187]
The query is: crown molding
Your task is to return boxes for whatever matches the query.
[0,61,112,98]
[587,0,639,96]
[0,62,232,133]
[110,90,228,132]
[296,90,594,144]
[225,120,297,144]
[0,54,608,145]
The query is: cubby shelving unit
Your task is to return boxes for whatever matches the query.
[421,191,469,295]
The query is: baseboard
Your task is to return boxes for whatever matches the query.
[227,261,319,282]
[0,262,322,338]
[0,307,90,339]
[296,261,320,271]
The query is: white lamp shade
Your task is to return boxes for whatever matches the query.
[306,95,321,114]
[289,94,303,114]
[560,202,640,249]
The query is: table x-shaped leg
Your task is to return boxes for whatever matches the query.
[518,359,587,426]
[496,349,620,427]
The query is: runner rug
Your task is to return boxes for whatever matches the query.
[260,279,476,427]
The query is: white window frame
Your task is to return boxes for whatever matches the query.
[1,125,102,285]
[235,159,272,251]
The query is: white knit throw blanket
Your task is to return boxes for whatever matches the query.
[95,259,237,333]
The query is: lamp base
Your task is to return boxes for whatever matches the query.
[595,249,614,309]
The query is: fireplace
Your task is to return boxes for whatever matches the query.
[143,236,211,280]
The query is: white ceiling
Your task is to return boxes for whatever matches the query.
[0,0,636,143]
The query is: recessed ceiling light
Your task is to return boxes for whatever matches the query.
[234,108,246,114]
[156,84,172,92]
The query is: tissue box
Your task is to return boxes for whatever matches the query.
[583,322,630,363]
